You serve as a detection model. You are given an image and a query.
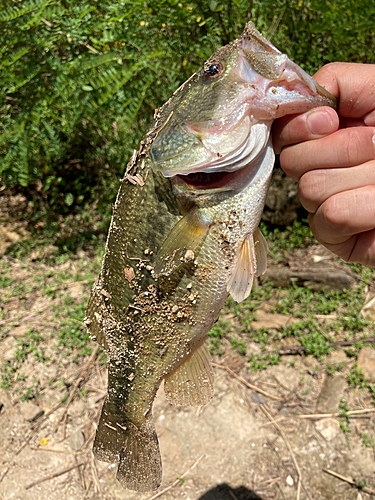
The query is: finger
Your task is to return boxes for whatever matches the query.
[308,224,375,267]
[272,106,338,154]
[309,185,375,246]
[314,63,375,119]
[280,126,375,180]
[299,160,375,213]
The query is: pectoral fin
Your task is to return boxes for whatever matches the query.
[253,227,268,277]
[164,341,214,406]
[227,227,268,303]
[154,207,211,277]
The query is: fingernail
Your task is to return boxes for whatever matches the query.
[306,109,333,136]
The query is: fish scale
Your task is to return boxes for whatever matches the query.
[86,21,336,492]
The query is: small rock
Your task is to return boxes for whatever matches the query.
[11,324,30,338]
[19,401,44,422]
[0,336,16,359]
[67,399,86,418]
[325,350,348,365]
[251,392,267,404]
[315,418,341,441]
[69,429,85,451]
[286,475,294,486]
[357,347,375,383]
[251,311,297,330]
[316,374,347,413]
[69,283,84,299]
[0,227,29,255]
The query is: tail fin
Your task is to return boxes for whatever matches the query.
[93,399,123,462]
[93,400,162,491]
[117,420,162,492]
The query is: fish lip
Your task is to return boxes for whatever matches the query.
[275,60,338,109]
[237,42,337,111]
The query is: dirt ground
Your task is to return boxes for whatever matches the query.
[0,199,375,500]
[1,341,374,500]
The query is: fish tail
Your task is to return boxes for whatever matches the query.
[93,399,123,462]
[117,419,162,492]
[93,399,162,491]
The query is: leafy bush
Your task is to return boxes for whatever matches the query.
[0,0,374,217]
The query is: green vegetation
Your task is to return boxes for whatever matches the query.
[1,0,374,229]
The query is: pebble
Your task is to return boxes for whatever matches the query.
[19,402,44,422]
[357,347,375,383]
[251,392,267,404]
[315,418,340,441]
[316,374,346,413]
[69,429,85,451]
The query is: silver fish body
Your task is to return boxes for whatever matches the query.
[86,22,336,492]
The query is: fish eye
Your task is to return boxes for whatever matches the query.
[203,62,223,79]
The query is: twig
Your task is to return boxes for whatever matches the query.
[260,405,303,500]
[25,462,85,490]
[40,17,52,27]
[80,428,97,451]
[30,447,73,455]
[91,453,101,493]
[297,409,375,420]
[0,467,9,483]
[54,346,99,432]
[149,454,205,500]
[83,480,93,499]
[75,454,86,490]
[78,40,100,54]
[323,468,375,495]
[212,363,283,401]
[279,337,375,355]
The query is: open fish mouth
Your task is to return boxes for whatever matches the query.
[176,169,242,191]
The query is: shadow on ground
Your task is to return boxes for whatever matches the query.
[198,483,263,500]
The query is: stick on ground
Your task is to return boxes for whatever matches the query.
[260,404,304,500]
[211,362,284,401]
[148,455,205,500]
[323,468,375,495]
[25,462,85,490]
[54,345,99,433]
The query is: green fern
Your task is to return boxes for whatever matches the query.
[0,0,374,217]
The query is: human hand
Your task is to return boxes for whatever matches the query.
[272,62,375,267]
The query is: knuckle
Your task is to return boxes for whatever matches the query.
[298,171,323,212]
[320,196,348,233]
[279,146,302,179]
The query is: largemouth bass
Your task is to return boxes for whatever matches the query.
[86,22,336,492]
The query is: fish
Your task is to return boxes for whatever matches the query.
[85,21,336,492]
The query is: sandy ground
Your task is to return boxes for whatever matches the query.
[1,341,374,500]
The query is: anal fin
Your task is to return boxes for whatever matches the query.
[227,227,268,303]
[164,341,214,406]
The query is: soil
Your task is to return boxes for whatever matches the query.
[0,196,374,500]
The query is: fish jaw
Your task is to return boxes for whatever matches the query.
[236,24,337,119]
